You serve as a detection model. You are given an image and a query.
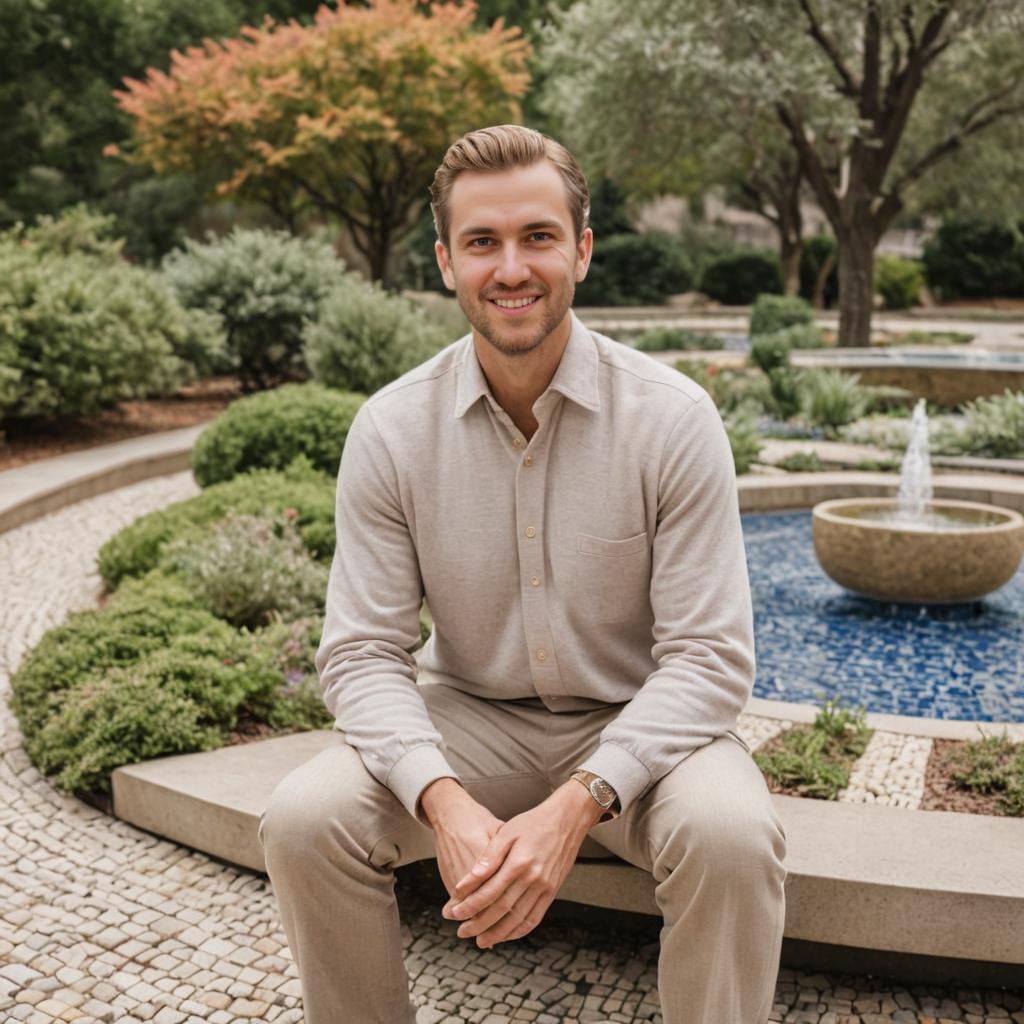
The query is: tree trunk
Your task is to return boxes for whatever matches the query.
[836,224,875,348]
[781,239,802,297]
[812,248,836,310]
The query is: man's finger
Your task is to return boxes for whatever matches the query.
[455,879,530,942]
[447,856,524,921]
[451,830,515,899]
[480,888,547,947]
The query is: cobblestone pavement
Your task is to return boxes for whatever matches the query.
[1,472,1022,1024]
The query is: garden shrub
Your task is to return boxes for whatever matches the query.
[953,390,1024,458]
[97,459,336,590]
[874,254,923,310]
[164,513,329,629]
[631,327,722,352]
[573,232,691,306]
[191,382,364,487]
[922,217,1024,300]
[767,367,802,420]
[162,227,343,392]
[707,369,774,418]
[304,274,450,394]
[723,412,762,475]
[776,451,826,472]
[749,334,792,375]
[797,370,873,434]
[0,208,221,423]
[698,249,783,305]
[772,323,825,350]
[749,294,813,337]
[755,698,872,800]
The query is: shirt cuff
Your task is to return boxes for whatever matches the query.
[577,742,652,815]
[386,744,461,826]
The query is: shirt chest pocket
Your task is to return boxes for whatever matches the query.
[572,530,651,625]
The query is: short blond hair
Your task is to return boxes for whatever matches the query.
[429,124,590,250]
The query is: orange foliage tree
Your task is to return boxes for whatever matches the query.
[111,1,530,280]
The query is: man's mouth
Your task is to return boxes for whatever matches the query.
[489,296,540,312]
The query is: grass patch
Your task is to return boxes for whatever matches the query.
[775,450,826,472]
[882,329,975,346]
[755,698,873,800]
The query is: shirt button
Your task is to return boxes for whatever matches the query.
[530,575,540,587]
[525,526,536,538]
[524,455,533,466]
[536,649,547,661]
[513,437,524,448]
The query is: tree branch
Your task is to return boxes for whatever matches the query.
[775,102,842,227]
[861,1,882,125]
[796,0,859,97]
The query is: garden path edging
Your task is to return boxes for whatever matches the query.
[7,428,1024,966]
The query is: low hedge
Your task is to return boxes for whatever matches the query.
[699,249,783,305]
[191,383,364,488]
[97,458,337,590]
[574,231,691,306]
[749,294,814,337]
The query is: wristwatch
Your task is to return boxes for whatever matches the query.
[570,769,620,822]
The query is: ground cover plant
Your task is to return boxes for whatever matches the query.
[755,698,873,799]
[630,327,723,352]
[776,451,826,473]
[921,734,1024,817]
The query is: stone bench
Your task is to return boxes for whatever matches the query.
[112,730,1024,967]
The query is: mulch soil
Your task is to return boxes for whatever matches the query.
[0,376,242,473]
[919,737,1012,817]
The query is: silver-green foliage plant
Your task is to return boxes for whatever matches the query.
[304,274,450,394]
[955,390,1024,458]
[163,227,343,392]
[0,206,221,423]
[723,411,762,475]
[874,254,924,310]
[797,369,873,434]
[749,294,814,337]
[164,513,329,630]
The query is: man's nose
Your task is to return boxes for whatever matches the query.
[493,244,530,286]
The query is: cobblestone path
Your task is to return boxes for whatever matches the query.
[1,472,1021,1023]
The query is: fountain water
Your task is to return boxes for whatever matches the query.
[896,399,932,522]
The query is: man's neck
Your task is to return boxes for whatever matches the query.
[473,315,572,441]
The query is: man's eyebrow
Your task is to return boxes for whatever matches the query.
[456,220,564,240]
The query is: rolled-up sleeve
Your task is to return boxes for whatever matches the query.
[315,403,459,822]
[578,395,755,811]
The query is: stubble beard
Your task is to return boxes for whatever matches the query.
[462,285,574,359]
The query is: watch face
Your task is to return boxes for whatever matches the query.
[591,779,615,808]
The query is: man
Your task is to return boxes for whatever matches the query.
[259,124,786,1024]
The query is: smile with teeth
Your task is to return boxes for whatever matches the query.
[491,296,539,309]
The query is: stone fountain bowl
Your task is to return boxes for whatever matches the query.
[812,498,1024,604]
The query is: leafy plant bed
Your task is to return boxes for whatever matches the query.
[754,699,873,799]
[0,376,241,472]
[920,736,1024,817]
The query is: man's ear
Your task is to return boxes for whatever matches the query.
[574,227,594,282]
[435,239,456,292]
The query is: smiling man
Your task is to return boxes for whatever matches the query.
[259,125,787,1024]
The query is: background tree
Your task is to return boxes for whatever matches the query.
[112,0,530,283]
[540,0,1024,345]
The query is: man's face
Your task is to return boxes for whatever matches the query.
[435,160,592,358]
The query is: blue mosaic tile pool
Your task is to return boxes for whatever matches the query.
[742,511,1024,722]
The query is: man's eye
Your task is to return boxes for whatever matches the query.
[528,232,553,242]
[469,238,493,248]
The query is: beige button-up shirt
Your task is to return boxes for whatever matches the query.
[315,311,755,822]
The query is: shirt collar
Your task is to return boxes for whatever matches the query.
[453,310,601,419]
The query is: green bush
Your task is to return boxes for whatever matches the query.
[797,369,873,434]
[631,327,722,352]
[799,234,839,308]
[776,450,826,473]
[773,323,825,349]
[748,334,792,374]
[574,232,692,306]
[304,275,450,394]
[749,294,814,336]
[874,254,923,310]
[922,217,1024,300]
[164,513,328,629]
[755,698,872,800]
[954,390,1024,458]
[191,382,364,488]
[767,367,802,420]
[0,208,221,423]
[97,459,336,590]
[723,412,762,474]
[698,249,783,305]
[163,227,343,392]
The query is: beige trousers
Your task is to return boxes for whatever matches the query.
[258,681,787,1024]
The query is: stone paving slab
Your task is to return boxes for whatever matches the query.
[2,469,1023,1022]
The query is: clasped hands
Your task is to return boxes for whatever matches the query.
[423,778,604,950]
